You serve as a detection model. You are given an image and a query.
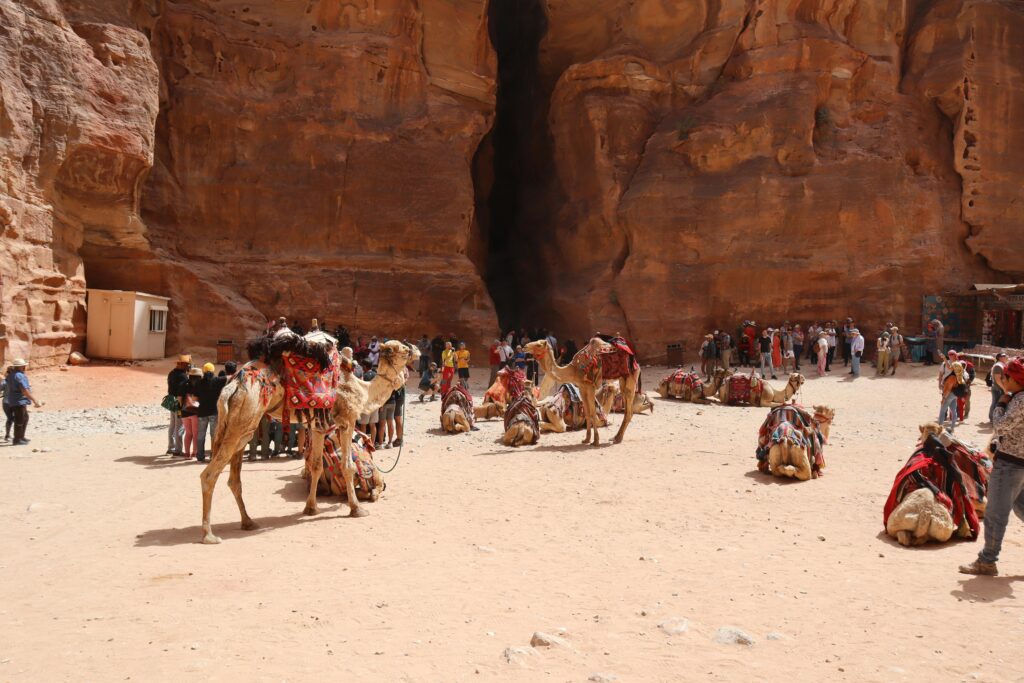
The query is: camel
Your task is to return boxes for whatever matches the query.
[764,405,835,480]
[441,385,474,434]
[526,337,641,446]
[596,383,654,414]
[719,371,804,407]
[884,423,992,546]
[474,402,505,421]
[538,383,609,433]
[315,429,384,503]
[500,368,540,446]
[657,368,729,403]
[201,333,417,544]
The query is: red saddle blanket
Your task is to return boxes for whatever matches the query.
[663,369,702,397]
[441,385,475,427]
[727,374,762,405]
[282,347,341,412]
[755,404,825,473]
[321,428,377,497]
[572,336,639,385]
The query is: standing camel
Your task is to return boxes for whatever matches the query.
[201,335,416,544]
[526,337,641,446]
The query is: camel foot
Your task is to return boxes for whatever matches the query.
[202,532,222,545]
[303,504,319,516]
[350,506,370,518]
[612,435,624,444]
[240,518,259,531]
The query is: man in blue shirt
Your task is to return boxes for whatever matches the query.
[3,359,42,445]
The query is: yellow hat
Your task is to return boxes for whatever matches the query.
[203,362,215,373]
[178,354,192,363]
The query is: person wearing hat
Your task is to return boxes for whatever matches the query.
[816,331,829,377]
[3,359,41,445]
[842,317,856,369]
[850,328,865,377]
[700,333,717,379]
[988,352,1010,423]
[888,326,903,375]
[876,332,891,376]
[960,357,1024,576]
[166,354,191,455]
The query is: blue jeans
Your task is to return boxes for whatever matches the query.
[851,354,861,377]
[939,392,959,430]
[167,411,183,453]
[978,458,1024,564]
[196,415,218,460]
[990,386,1004,423]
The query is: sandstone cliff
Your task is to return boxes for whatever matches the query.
[2,0,1022,365]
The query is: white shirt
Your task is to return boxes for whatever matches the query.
[851,335,865,355]
[498,343,512,362]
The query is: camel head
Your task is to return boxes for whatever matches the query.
[788,373,805,391]
[813,405,835,442]
[919,421,945,443]
[524,339,551,362]
[379,339,419,371]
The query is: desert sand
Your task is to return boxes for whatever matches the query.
[1,360,1022,682]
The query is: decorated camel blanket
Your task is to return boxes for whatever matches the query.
[663,369,702,398]
[247,330,341,430]
[883,435,990,539]
[553,383,605,427]
[503,368,539,439]
[441,384,475,427]
[727,373,762,406]
[571,335,640,386]
[321,427,377,498]
[755,404,825,474]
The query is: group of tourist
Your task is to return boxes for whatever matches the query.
[165,354,235,461]
[699,319,914,380]
[2,358,42,445]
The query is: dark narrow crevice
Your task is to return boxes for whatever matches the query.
[477,0,548,330]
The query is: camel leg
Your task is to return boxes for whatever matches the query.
[336,423,367,517]
[580,386,594,444]
[200,449,234,544]
[612,373,638,444]
[226,446,258,530]
[201,397,263,544]
[303,427,324,516]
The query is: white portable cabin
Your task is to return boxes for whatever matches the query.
[86,289,170,360]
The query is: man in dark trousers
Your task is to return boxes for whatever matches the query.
[166,354,191,456]
[4,359,42,445]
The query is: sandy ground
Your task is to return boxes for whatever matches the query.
[1,359,1023,682]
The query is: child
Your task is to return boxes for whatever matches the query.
[419,362,440,401]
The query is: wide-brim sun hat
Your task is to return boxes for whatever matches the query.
[188,367,203,377]
[178,354,192,363]
[11,358,27,368]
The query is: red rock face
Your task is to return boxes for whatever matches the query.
[2,0,1022,365]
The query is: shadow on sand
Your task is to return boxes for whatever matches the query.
[951,574,1024,603]
[134,509,353,547]
[742,469,805,485]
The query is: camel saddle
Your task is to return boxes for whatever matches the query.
[248,329,341,430]
[441,385,475,426]
[664,369,702,398]
[883,435,988,538]
[321,428,378,498]
[571,335,639,386]
[554,383,605,427]
[727,373,762,406]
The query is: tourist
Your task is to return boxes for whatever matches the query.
[419,361,439,401]
[825,322,837,372]
[889,326,903,375]
[392,384,406,447]
[744,321,757,367]
[924,323,937,365]
[166,354,190,456]
[514,345,527,373]
[770,328,782,378]
[781,326,794,374]
[358,361,379,445]
[700,334,716,379]
[759,329,774,380]
[545,330,557,352]
[488,339,502,385]
[959,357,1024,576]
[440,341,456,393]
[417,334,431,375]
[456,341,471,389]
[1,366,12,441]
[938,352,964,431]
[807,322,819,365]
[816,331,829,377]
[500,337,514,368]
[791,324,804,371]
[958,355,977,421]
[3,359,41,446]
[850,328,864,378]
[380,389,397,448]
[989,352,1009,422]
[720,330,732,371]
[218,360,237,377]
[367,336,381,367]
[195,362,227,462]
[182,367,203,459]
[842,318,855,368]
[931,318,945,362]
[876,332,890,376]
